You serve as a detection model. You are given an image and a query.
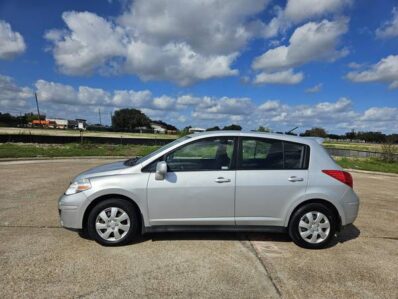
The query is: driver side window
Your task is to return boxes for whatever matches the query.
[165,137,235,172]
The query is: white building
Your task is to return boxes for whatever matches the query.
[150,123,167,134]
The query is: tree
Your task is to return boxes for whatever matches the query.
[206,126,220,131]
[223,124,242,131]
[345,130,356,140]
[302,127,327,138]
[178,126,192,136]
[112,108,151,131]
[256,126,271,132]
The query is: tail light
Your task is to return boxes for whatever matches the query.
[322,170,353,188]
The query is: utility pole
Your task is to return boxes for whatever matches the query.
[110,112,112,127]
[34,92,42,126]
[98,108,102,126]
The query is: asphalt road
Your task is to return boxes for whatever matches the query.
[0,159,397,298]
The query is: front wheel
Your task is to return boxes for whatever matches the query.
[87,198,139,246]
[288,203,336,249]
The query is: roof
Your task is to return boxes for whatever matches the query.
[188,130,319,145]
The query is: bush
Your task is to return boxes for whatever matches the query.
[381,142,397,163]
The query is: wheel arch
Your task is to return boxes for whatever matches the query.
[82,194,144,233]
[286,198,342,231]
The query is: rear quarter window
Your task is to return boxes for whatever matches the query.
[284,141,309,169]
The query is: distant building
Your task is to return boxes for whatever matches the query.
[188,127,205,133]
[150,122,167,134]
[68,119,87,130]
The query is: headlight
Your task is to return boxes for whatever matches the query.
[65,179,91,195]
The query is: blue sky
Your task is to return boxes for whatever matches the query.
[0,0,397,133]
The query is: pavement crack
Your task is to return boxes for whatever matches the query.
[241,234,282,298]
[0,225,61,229]
[363,236,398,241]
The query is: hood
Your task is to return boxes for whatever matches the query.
[73,160,129,181]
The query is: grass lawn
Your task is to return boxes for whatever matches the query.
[0,143,160,158]
[334,157,398,174]
[0,127,178,140]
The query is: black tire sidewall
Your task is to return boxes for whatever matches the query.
[289,203,336,249]
[87,198,139,246]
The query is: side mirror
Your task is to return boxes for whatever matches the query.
[155,161,168,180]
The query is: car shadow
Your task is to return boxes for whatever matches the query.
[138,224,360,247]
[79,224,360,247]
[333,224,361,244]
[139,231,292,243]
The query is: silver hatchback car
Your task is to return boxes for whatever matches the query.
[59,131,359,249]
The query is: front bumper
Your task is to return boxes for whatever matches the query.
[58,192,87,229]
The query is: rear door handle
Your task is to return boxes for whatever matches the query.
[215,177,231,183]
[288,176,304,182]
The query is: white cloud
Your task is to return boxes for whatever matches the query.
[254,69,304,85]
[196,97,254,115]
[0,75,32,109]
[112,90,152,107]
[376,7,398,39]
[284,0,352,23]
[253,18,349,71]
[35,80,77,104]
[260,0,352,38]
[45,1,271,85]
[346,55,398,89]
[176,95,201,106]
[0,20,26,60]
[2,74,397,133]
[361,107,398,122]
[152,96,175,110]
[347,62,363,69]
[44,11,127,75]
[258,100,281,111]
[305,83,323,93]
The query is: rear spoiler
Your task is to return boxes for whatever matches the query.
[303,137,325,144]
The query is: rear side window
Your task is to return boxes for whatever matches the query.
[240,138,283,169]
[284,141,307,169]
[238,138,309,170]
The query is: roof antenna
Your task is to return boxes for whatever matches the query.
[286,126,298,135]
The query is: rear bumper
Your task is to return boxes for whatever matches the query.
[341,189,360,225]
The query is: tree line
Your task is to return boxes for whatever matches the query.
[301,127,398,143]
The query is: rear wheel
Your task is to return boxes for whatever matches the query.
[87,198,139,246]
[288,203,336,249]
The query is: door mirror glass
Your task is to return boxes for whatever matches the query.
[155,161,168,180]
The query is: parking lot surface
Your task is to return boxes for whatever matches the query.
[0,159,397,298]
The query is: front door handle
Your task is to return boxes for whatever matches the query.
[288,176,304,182]
[215,177,231,183]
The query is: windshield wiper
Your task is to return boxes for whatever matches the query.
[124,157,140,166]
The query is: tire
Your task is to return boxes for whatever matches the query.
[288,203,336,249]
[87,198,140,246]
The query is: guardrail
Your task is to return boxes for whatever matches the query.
[0,134,173,145]
[326,147,398,161]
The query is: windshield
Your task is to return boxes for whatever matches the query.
[132,135,191,165]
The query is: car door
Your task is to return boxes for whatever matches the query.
[146,136,236,226]
[235,137,309,226]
